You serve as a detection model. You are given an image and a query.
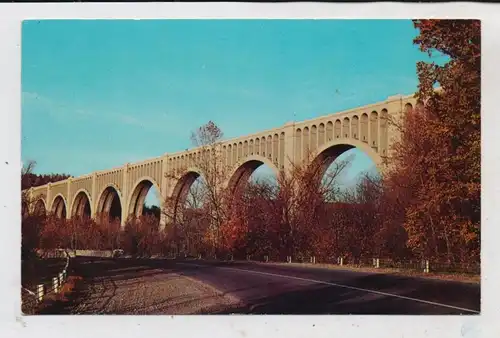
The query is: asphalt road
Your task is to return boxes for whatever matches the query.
[56,257,480,315]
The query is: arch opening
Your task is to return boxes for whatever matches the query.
[228,159,279,199]
[171,171,202,223]
[312,144,381,202]
[128,179,161,220]
[34,199,46,217]
[22,201,28,218]
[143,184,161,219]
[51,195,67,219]
[72,191,91,219]
[97,186,122,223]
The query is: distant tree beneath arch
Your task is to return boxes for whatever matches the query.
[142,204,161,219]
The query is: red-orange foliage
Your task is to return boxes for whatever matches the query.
[120,214,164,257]
[381,20,480,263]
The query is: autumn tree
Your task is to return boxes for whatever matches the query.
[163,121,231,256]
[383,20,480,263]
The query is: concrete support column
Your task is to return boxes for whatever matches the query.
[121,165,129,228]
[66,178,72,219]
[159,155,169,231]
[91,172,97,218]
[282,122,296,179]
[377,111,381,155]
[47,183,52,213]
[367,114,372,148]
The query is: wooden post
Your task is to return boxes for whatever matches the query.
[424,260,430,273]
[340,257,343,266]
[52,277,59,293]
[36,284,44,303]
[58,272,64,288]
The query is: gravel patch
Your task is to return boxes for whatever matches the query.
[70,267,240,314]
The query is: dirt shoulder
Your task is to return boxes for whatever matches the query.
[38,258,240,314]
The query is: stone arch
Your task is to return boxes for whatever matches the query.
[127,176,161,219]
[244,140,249,157]
[326,121,333,141]
[266,135,272,159]
[379,109,389,156]
[311,138,383,181]
[318,123,325,146]
[226,154,280,196]
[370,111,379,147]
[34,199,47,216]
[342,117,350,138]
[295,128,302,162]
[360,113,369,143]
[96,184,122,222]
[51,194,67,219]
[405,103,413,114]
[310,125,317,151]
[351,115,359,140]
[71,189,92,219]
[303,127,310,156]
[238,142,243,160]
[170,168,204,223]
[334,120,341,139]
[273,133,279,163]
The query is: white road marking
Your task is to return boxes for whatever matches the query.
[175,262,480,314]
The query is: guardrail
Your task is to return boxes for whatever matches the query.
[224,254,480,275]
[21,250,70,314]
[57,249,479,275]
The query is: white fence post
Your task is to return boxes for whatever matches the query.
[311,256,316,264]
[52,277,59,293]
[36,284,44,303]
[264,255,269,263]
[340,257,343,266]
[424,260,430,273]
[287,256,292,263]
[376,258,380,268]
[59,272,64,288]
[246,255,250,261]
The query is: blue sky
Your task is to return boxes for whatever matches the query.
[21,19,431,205]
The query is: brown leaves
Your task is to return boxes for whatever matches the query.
[382,19,481,263]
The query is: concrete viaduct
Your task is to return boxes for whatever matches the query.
[24,93,418,229]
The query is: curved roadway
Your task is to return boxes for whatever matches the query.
[50,257,480,315]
